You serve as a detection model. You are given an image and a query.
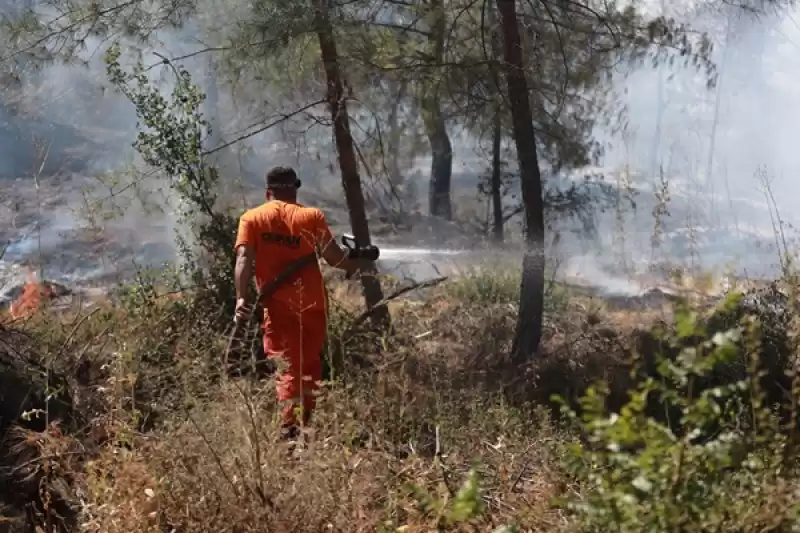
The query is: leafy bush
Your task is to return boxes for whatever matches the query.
[559,292,800,532]
[105,44,240,321]
[632,285,796,430]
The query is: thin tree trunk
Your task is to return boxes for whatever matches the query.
[386,77,408,206]
[497,0,545,360]
[489,1,504,243]
[705,11,732,229]
[422,0,453,220]
[423,109,452,220]
[649,0,665,181]
[312,0,389,324]
[491,112,504,242]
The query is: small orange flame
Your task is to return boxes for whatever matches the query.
[10,269,53,319]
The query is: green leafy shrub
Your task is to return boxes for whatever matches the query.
[632,286,795,431]
[559,293,800,532]
[105,44,240,323]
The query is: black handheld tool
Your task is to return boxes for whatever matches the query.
[340,234,380,279]
[341,234,380,261]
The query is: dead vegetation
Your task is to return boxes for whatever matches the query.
[0,269,799,532]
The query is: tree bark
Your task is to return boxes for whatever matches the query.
[386,77,408,206]
[422,0,453,220]
[312,0,389,323]
[202,53,224,164]
[491,110,504,242]
[705,11,732,229]
[489,1,504,243]
[423,106,453,220]
[497,0,545,360]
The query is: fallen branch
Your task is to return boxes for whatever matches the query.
[348,276,448,330]
[56,308,100,359]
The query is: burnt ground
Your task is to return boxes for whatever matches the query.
[0,236,794,532]
[0,170,487,307]
[0,173,178,291]
[0,167,779,318]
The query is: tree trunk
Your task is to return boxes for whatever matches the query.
[386,77,408,207]
[497,0,545,360]
[491,111,504,243]
[312,0,389,323]
[705,11,732,229]
[423,107,452,220]
[422,0,453,220]
[489,1,504,243]
[649,0,665,182]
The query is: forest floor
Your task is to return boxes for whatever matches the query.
[4,261,796,532]
[0,266,667,532]
[2,172,798,531]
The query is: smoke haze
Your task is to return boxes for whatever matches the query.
[2,1,800,294]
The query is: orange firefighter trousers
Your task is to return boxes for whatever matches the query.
[263,308,327,429]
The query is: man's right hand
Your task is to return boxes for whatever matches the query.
[234,297,251,323]
[355,244,380,261]
[344,263,359,280]
[343,244,379,279]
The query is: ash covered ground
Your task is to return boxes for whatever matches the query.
[0,170,489,305]
[0,161,789,312]
[0,173,177,289]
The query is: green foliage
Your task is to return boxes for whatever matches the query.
[445,268,520,305]
[400,468,487,529]
[106,46,211,209]
[391,468,519,531]
[558,293,800,532]
[105,45,215,219]
[448,469,484,523]
[105,43,239,317]
[112,265,185,316]
[444,268,573,318]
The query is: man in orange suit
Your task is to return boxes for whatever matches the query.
[233,166,362,440]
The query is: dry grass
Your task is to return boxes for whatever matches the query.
[6,267,799,532]
[0,270,690,532]
[74,381,568,532]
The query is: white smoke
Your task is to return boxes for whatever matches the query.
[3,0,800,294]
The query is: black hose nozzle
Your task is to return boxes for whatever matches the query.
[341,234,380,261]
[347,245,380,261]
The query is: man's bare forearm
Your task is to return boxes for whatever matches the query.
[334,256,361,274]
[234,249,253,300]
[320,241,359,274]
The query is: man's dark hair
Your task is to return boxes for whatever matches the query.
[266,166,299,190]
